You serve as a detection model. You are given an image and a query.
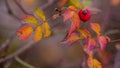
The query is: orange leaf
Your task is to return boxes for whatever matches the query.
[61,33,80,45]
[90,23,101,35]
[42,22,51,37]
[78,28,91,39]
[68,5,79,12]
[67,12,80,38]
[23,15,39,26]
[33,26,42,42]
[17,25,33,40]
[87,56,93,68]
[88,57,102,68]
[93,59,102,68]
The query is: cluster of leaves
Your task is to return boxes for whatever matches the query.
[16,8,51,42]
[15,0,112,67]
[58,0,111,68]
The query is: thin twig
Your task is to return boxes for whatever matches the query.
[0,41,34,63]
[0,33,15,52]
[3,59,13,68]
[39,0,54,10]
[0,24,23,52]
[14,0,32,15]
[5,0,21,20]
[15,56,35,68]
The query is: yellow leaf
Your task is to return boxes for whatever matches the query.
[93,59,102,68]
[90,23,101,35]
[17,25,33,40]
[34,8,46,21]
[78,28,91,39]
[42,22,51,37]
[88,55,102,68]
[23,15,39,26]
[68,0,81,8]
[68,5,79,12]
[67,33,80,41]
[34,26,42,42]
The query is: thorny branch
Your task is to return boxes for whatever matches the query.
[0,0,55,63]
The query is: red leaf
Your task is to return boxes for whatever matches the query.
[67,12,80,38]
[17,25,33,40]
[63,9,74,22]
[84,37,96,54]
[97,36,111,51]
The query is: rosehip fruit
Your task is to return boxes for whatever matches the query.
[79,8,91,22]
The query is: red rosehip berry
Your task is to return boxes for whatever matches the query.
[79,8,91,22]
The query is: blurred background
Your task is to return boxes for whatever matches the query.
[0,0,120,68]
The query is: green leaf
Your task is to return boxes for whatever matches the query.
[68,0,81,8]
[34,8,46,21]
[83,0,92,7]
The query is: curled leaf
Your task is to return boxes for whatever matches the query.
[97,36,111,51]
[34,8,46,21]
[90,23,101,35]
[17,25,33,40]
[42,22,51,37]
[67,12,80,38]
[34,26,42,42]
[61,33,80,45]
[23,15,39,26]
[84,37,96,54]
[63,9,74,22]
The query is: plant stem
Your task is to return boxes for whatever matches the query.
[110,39,120,43]
[15,56,35,68]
